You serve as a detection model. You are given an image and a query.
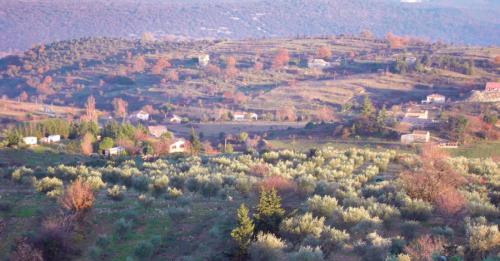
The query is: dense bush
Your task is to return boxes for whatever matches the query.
[34,177,64,197]
[280,213,326,243]
[107,185,126,201]
[248,232,287,261]
[288,246,324,261]
[307,195,339,218]
[113,218,133,240]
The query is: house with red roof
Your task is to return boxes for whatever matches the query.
[485,82,500,92]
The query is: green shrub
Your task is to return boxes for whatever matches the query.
[248,232,287,261]
[297,175,317,196]
[132,175,149,192]
[400,221,420,240]
[107,185,126,201]
[167,207,191,220]
[280,213,326,243]
[151,175,169,193]
[340,207,381,225]
[320,227,350,253]
[138,194,154,209]
[289,246,325,261]
[431,226,454,241]
[134,240,154,260]
[400,198,433,221]
[465,217,500,258]
[11,166,34,183]
[34,177,64,197]
[82,175,106,191]
[165,187,183,199]
[96,234,111,249]
[88,246,102,259]
[114,218,133,240]
[306,195,339,218]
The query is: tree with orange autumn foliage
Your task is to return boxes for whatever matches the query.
[166,70,179,81]
[80,133,94,156]
[254,61,263,71]
[205,64,221,77]
[59,180,94,216]
[386,32,408,49]
[404,235,444,261]
[151,57,171,75]
[133,56,146,72]
[112,98,128,119]
[316,46,332,59]
[272,48,290,70]
[36,75,54,95]
[275,106,296,121]
[225,56,238,78]
[82,96,97,122]
[494,55,500,65]
[314,106,335,122]
[399,145,466,219]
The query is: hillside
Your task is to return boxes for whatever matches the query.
[1,0,500,53]
[0,36,499,123]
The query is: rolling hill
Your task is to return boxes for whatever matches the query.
[0,0,499,53]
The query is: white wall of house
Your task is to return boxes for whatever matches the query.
[169,139,187,153]
[22,136,37,145]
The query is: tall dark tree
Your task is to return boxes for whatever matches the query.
[189,128,202,155]
[253,189,284,234]
[230,204,255,255]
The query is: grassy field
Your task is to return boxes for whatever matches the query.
[0,146,90,168]
[268,137,412,152]
[449,141,500,160]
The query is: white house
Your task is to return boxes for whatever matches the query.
[308,59,331,69]
[135,110,150,121]
[104,146,125,157]
[248,113,258,121]
[169,114,182,124]
[40,135,61,144]
[22,136,37,145]
[169,138,187,153]
[197,54,210,67]
[422,94,446,104]
[401,130,430,144]
[233,112,246,121]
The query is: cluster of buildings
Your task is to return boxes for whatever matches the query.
[22,135,61,146]
[399,93,445,145]
[399,81,500,146]
[233,111,259,121]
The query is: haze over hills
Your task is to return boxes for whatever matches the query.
[1,0,500,53]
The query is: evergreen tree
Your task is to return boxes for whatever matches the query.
[361,95,374,118]
[189,128,202,155]
[254,189,285,234]
[230,204,255,254]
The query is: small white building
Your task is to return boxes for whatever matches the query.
[308,59,331,69]
[40,135,61,144]
[233,112,246,121]
[104,146,125,157]
[22,136,37,145]
[197,54,210,67]
[401,131,430,144]
[169,138,187,153]
[248,113,258,121]
[169,114,182,124]
[422,94,446,104]
[135,110,150,121]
